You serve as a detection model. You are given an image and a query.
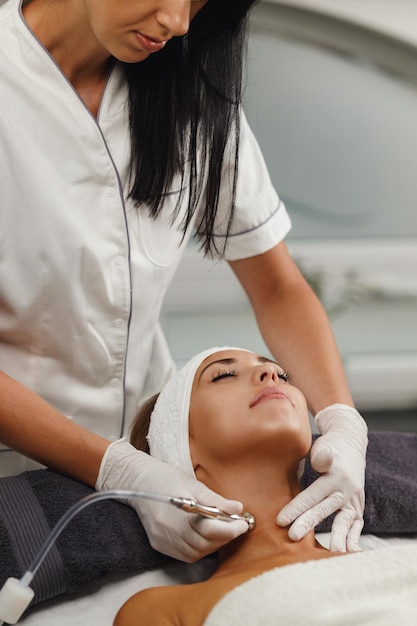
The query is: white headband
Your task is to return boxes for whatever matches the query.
[147,346,251,476]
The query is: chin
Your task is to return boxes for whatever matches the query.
[112,46,152,64]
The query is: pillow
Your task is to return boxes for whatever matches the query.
[302,431,417,534]
[0,469,169,606]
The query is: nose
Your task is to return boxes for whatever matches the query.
[253,363,279,384]
[156,0,191,37]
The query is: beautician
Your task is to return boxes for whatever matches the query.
[0,0,367,561]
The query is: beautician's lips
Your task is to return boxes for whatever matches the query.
[250,387,293,408]
[134,31,168,52]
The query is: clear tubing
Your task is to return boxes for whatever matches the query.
[18,488,253,586]
[0,491,165,626]
[23,490,171,585]
[0,489,254,625]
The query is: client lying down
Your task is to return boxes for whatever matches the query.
[115,347,417,626]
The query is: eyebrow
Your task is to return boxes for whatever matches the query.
[198,355,279,381]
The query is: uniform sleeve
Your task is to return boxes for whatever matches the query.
[199,110,292,261]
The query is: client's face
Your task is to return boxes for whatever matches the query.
[189,350,311,479]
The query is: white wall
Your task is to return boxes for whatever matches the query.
[161,2,417,415]
[271,0,417,46]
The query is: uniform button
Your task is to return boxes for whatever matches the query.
[111,378,119,387]
[105,187,115,197]
[116,256,126,266]
[115,319,124,327]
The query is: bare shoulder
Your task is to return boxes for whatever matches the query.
[114,585,180,626]
[113,582,219,626]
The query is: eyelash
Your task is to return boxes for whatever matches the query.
[211,369,236,382]
[211,369,291,383]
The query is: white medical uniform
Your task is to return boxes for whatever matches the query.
[0,0,291,475]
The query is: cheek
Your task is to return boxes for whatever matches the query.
[294,397,312,456]
[189,397,242,466]
[190,389,311,470]
[86,4,129,41]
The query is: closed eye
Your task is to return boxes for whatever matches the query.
[277,370,291,383]
[211,369,236,382]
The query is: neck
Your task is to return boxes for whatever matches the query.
[22,0,112,87]
[201,463,330,576]
[216,512,322,576]
[222,498,321,573]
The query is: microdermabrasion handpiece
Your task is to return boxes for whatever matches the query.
[121,492,256,532]
[170,497,256,533]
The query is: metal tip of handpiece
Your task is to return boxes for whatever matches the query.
[242,511,256,533]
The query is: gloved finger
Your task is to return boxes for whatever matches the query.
[191,516,249,543]
[309,440,335,473]
[328,508,356,552]
[283,491,345,542]
[174,518,248,562]
[276,475,337,527]
[142,518,197,563]
[346,518,364,553]
[193,484,244,516]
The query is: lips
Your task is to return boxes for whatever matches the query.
[250,387,294,408]
[134,31,168,52]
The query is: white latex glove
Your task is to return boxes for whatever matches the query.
[96,439,248,562]
[277,404,368,552]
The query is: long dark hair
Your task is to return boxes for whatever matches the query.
[124,0,258,256]
[130,393,159,453]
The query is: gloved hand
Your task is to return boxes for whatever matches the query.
[96,439,248,562]
[276,404,368,552]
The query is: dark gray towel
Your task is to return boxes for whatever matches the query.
[1,432,416,608]
[302,431,417,534]
[0,470,168,605]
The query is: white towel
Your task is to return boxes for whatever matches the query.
[204,544,417,625]
[147,346,249,476]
